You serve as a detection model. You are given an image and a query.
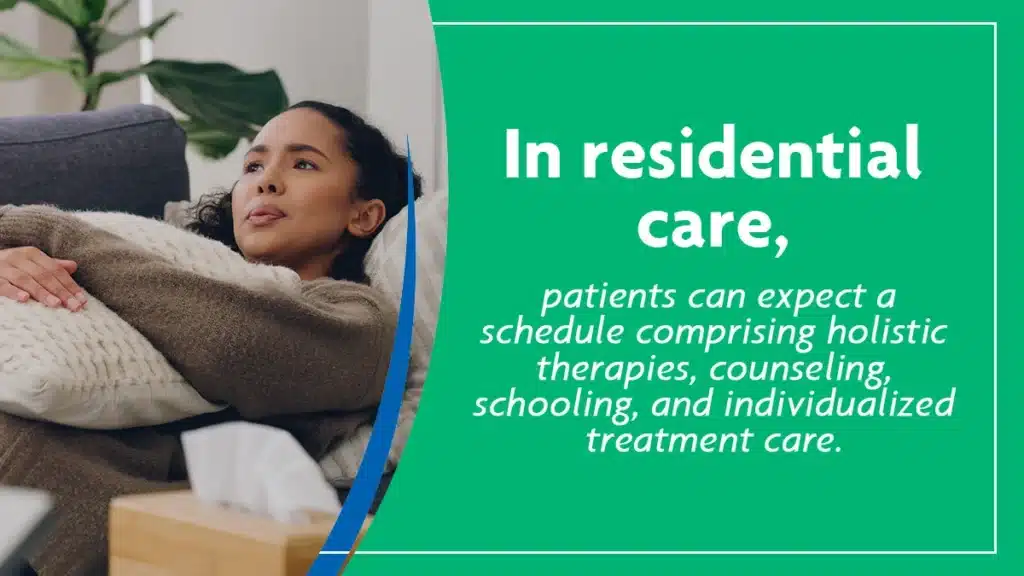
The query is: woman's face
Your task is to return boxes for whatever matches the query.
[232,107,382,279]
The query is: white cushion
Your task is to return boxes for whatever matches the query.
[319,188,448,485]
[364,188,447,357]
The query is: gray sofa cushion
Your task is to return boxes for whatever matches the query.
[0,104,190,219]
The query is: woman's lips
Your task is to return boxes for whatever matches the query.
[246,207,286,226]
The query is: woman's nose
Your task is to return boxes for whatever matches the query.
[257,173,281,195]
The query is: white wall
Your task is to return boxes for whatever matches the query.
[0,3,141,116]
[365,0,445,194]
[0,5,41,116]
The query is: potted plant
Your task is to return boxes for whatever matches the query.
[0,0,289,159]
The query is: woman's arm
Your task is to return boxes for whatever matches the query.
[0,205,397,419]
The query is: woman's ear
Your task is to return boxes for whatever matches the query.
[347,198,387,238]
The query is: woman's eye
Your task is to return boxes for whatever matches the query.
[295,159,317,170]
[244,162,263,173]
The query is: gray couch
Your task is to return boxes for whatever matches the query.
[0,105,191,215]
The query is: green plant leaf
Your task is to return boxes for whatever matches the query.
[83,0,104,22]
[0,1,20,12]
[0,33,79,80]
[142,59,288,137]
[179,118,244,160]
[102,0,129,22]
[94,10,176,55]
[80,64,141,92]
[25,0,91,27]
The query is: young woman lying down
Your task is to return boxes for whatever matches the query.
[0,101,419,576]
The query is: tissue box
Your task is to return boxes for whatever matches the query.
[109,490,371,576]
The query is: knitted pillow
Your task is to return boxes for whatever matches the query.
[0,211,301,429]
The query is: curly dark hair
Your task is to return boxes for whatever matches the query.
[185,100,423,283]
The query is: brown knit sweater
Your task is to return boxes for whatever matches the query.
[0,205,397,575]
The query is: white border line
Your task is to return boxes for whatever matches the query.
[348,20,998,558]
[991,21,999,556]
[326,550,995,556]
[433,21,995,26]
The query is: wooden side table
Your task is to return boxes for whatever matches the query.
[109,491,371,576]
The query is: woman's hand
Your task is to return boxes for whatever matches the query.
[0,247,86,311]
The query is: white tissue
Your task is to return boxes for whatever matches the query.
[182,422,342,524]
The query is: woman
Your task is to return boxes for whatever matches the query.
[0,101,420,576]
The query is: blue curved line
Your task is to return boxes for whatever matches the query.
[308,136,417,575]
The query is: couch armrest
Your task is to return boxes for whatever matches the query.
[0,104,190,218]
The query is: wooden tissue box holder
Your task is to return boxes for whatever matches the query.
[109,490,370,576]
